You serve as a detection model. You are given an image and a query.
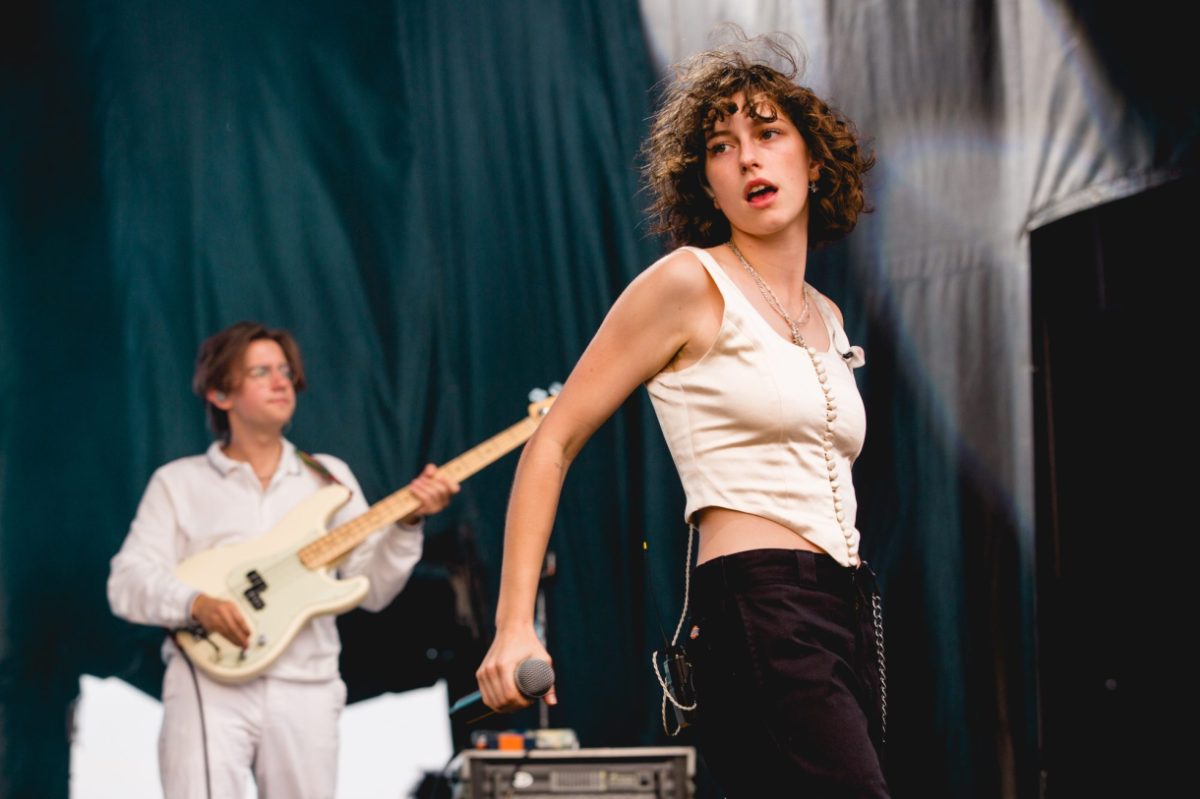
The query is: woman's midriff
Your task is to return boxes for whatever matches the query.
[694,507,828,565]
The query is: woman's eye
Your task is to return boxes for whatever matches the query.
[762,129,781,140]
[708,142,729,155]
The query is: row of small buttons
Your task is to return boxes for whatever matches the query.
[807,347,859,566]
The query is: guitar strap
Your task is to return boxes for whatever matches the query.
[295,449,349,491]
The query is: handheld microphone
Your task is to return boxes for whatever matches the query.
[450,658,555,725]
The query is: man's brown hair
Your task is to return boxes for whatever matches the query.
[191,321,307,441]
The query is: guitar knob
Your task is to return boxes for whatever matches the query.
[548,382,563,395]
[528,388,548,402]
[257,634,268,647]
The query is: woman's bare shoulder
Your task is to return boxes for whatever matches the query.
[634,247,718,299]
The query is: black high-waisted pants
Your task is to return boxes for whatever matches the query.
[689,548,890,798]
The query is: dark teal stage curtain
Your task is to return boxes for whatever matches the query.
[1,2,668,795]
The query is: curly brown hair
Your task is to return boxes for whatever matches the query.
[643,34,874,249]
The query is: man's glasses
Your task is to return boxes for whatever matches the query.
[244,364,295,383]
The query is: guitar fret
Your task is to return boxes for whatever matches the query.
[299,411,547,569]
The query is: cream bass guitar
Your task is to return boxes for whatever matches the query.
[173,388,558,684]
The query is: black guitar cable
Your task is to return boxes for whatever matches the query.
[171,631,213,799]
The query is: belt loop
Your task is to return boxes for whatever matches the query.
[794,549,816,586]
[717,554,732,613]
[849,559,864,611]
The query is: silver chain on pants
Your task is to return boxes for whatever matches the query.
[871,590,888,743]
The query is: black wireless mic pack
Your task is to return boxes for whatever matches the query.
[664,644,697,729]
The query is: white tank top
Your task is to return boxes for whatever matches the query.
[645,246,868,567]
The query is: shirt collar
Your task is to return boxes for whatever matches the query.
[206,438,302,478]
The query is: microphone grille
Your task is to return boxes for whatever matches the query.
[514,658,556,698]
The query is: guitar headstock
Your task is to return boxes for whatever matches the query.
[527,382,562,419]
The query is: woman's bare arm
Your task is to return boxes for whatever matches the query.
[476,249,721,711]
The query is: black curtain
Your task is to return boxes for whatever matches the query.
[1030,177,1195,798]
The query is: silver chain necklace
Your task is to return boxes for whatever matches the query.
[727,240,811,345]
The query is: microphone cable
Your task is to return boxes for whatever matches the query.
[645,524,699,736]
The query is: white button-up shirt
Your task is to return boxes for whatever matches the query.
[108,439,423,681]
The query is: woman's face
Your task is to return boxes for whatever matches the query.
[703,92,820,240]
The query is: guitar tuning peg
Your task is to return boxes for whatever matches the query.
[548,382,563,396]
[528,388,549,402]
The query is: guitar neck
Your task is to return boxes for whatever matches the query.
[298,415,540,569]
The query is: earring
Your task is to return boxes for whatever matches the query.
[215,391,228,402]
[809,181,818,194]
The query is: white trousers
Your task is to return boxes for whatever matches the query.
[158,655,346,799]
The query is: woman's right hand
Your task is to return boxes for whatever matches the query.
[476,624,556,713]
